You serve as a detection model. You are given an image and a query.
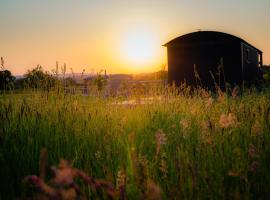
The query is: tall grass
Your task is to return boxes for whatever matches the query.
[1,86,270,199]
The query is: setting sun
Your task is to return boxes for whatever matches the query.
[121,30,159,66]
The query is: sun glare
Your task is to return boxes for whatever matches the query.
[121,30,157,65]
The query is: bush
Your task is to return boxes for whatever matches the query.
[0,70,16,90]
[0,57,16,91]
[23,65,58,90]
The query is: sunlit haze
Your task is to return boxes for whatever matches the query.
[0,0,270,75]
[121,29,160,70]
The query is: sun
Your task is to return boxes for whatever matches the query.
[121,30,157,65]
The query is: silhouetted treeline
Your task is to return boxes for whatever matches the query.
[262,65,270,84]
[0,57,16,90]
[1,55,270,91]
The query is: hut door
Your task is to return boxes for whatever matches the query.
[241,43,259,84]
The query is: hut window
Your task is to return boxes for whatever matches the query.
[245,49,250,63]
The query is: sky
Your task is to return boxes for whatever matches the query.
[0,0,270,75]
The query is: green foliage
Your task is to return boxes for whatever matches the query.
[1,87,270,199]
[94,70,108,91]
[0,57,16,91]
[262,65,270,84]
[0,70,16,90]
[23,65,58,90]
[64,77,77,86]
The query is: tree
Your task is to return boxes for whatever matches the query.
[0,70,16,90]
[0,57,16,90]
[23,65,58,89]
[94,70,108,91]
[64,77,77,86]
[262,65,270,85]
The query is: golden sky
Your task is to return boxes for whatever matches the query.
[0,0,269,75]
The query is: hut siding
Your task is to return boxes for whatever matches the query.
[167,42,242,88]
[241,43,260,84]
[165,31,262,89]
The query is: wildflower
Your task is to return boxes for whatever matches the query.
[201,120,210,133]
[60,188,77,200]
[23,175,56,197]
[251,121,261,136]
[219,113,237,128]
[190,106,197,115]
[159,152,168,179]
[205,137,213,145]
[51,160,76,185]
[128,132,135,142]
[95,151,101,160]
[73,100,79,111]
[23,159,117,199]
[116,169,126,199]
[116,169,126,189]
[135,156,148,196]
[171,123,176,128]
[248,144,259,159]
[228,170,240,177]
[233,147,242,158]
[146,180,162,200]
[249,161,259,172]
[200,88,211,99]
[217,89,225,102]
[180,119,190,131]
[77,170,116,198]
[205,97,213,109]
[228,170,247,182]
[155,129,167,155]
[232,86,240,98]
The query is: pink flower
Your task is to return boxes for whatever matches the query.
[155,129,167,155]
[248,144,259,159]
[205,97,213,109]
[249,161,259,172]
[180,119,190,131]
[51,160,76,185]
[232,86,240,98]
[219,113,237,128]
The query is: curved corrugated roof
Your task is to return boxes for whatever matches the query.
[163,31,262,52]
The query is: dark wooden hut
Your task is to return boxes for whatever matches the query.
[164,31,263,89]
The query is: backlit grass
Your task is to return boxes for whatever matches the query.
[1,87,270,199]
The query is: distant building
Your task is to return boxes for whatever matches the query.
[164,31,263,89]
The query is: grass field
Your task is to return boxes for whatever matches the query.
[1,87,270,199]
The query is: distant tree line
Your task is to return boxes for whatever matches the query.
[0,57,16,90]
[0,58,109,91]
[22,65,59,90]
[262,65,270,83]
[1,56,270,91]
[0,57,59,91]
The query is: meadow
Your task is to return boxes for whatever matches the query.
[1,86,270,199]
